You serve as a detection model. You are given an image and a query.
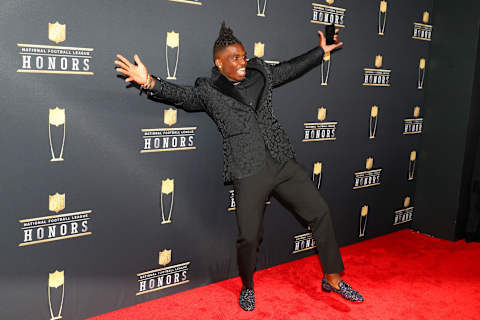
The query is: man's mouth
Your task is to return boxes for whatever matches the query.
[237,68,246,76]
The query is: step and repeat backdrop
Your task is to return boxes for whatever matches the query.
[1,0,432,318]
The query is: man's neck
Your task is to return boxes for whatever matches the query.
[219,70,245,85]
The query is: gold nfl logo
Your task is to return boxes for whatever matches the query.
[48,21,66,44]
[164,108,177,126]
[159,249,172,266]
[49,193,65,213]
[254,42,264,58]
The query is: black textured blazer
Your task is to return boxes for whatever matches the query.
[149,46,325,183]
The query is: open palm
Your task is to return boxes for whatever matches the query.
[115,54,149,85]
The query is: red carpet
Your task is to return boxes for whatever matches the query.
[89,230,480,320]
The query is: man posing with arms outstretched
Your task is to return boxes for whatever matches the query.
[115,22,363,311]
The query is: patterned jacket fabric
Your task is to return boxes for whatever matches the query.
[149,46,325,183]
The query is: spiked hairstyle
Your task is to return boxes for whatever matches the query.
[213,22,243,62]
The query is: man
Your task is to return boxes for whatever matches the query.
[115,22,363,311]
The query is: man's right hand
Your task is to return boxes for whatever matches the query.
[115,53,150,85]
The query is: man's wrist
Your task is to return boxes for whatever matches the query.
[139,74,157,95]
[142,74,153,90]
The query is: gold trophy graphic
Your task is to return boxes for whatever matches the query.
[166,31,180,80]
[48,270,65,320]
[418,58,426,89]
[378,1,388,35]
[408,150,416,180]
[359,205,368,238]
[48,21,66,44]
[257,0,267,17]
[321,52,331,86]
[312,162,323,189]
[369,105,379,139]
[160,178,174,224]
[49,107,66,162]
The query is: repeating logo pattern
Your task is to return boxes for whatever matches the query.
[141,108,197,153]
[369,106,379,139]
[48,270,65,320]
[378,1,388,35]
[418,58,427,89]
[359,205,368,237]
[311,1,346,27]
[166,31,180,80]
[353,158,382,189]
[49,107,66,162]
[303,108,337,142]
[412,11,432,41]
[394,196,414,225]
[363,55,391,86]
[292,232,316,253]
[137,250,191,295]
[18,194,92,247]
[17,22,94,75]
[5,3,433,314]
[403,106,423,135]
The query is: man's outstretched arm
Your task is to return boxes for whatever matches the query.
[115,54,205,112]
[270,30,343,87]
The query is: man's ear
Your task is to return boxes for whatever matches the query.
[215,58,222,69]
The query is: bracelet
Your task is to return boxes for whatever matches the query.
[143,74,153,90]
[139,74,152,95]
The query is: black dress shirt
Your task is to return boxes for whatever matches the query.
[231,68,265,110]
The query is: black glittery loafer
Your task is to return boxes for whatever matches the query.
[321,277,364,302]
[239,288,255,311]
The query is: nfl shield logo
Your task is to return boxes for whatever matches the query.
[159,249,172,266]
[254,42,265,58]
[317,107,327,121]
[164,108,177,126]
[49,193,65,213]
[375,55,383,68]
[48,22,66,44]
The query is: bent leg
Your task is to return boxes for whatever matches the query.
[273,160,344,274]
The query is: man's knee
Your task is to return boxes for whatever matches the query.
[306,204,331,223]
[237,231,260,249]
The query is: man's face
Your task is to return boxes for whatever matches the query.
[215,43,247,82]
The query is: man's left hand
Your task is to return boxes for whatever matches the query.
[318,29,343,53]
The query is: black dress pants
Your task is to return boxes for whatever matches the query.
[233,152,344,289]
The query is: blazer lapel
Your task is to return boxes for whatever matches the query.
[211,68,251,107]
[243,60,269,112]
